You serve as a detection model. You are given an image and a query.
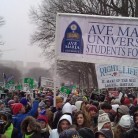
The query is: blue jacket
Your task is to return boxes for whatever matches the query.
[12,100,39,138]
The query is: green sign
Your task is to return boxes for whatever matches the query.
[5,80,14,89]
[15,84,23,90]
[60,86,71,94]
[24,78,34,89]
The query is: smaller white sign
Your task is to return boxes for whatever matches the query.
[96,64,138,88]
[41,77,54,88]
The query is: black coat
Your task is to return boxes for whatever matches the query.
[41,131,50,138]
[52,108,62,129]
[124,126,138,138]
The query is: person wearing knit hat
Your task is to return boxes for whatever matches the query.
[88,105,98,118]
[39,101,46,109]
[37,110,51,138]
[20,97,28,106]
[98,113,111,131]
[78,127,95,138]
[113,105,129,127]
[59,129,80,138]
[87,105,99,132]
[11,103,24,115]
[45,96,53,107]
[113,115,131,138]
[12,99,39,138]
[8,100,15,107]
[123,97,130,107]
[118,115,131,129]
[95,129,113,138]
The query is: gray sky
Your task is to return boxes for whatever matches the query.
[0,0,50,68]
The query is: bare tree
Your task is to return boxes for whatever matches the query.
[57,61,98,89]
[30,0,138,58]
[30,0,138,88]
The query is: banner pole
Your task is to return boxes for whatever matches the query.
[53,59,57,107]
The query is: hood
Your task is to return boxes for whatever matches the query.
[71,105,77,112]
[75,101,83,111]
[21,116,41,133]
[62,102,72,114]
[57,114,72,128]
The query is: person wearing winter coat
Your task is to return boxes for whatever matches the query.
[21,116,41,138]
[95,129,113,138]
[124,105,138,138]
[59,129,80,138]
[78,127,95,138]
[37,109,51,138]
[12,100,39,138]
[0,111,18,138]
[88,105,98,132]
[49,114,72,138]
[52,96,63,129]
[113,105,129,127]
[113,115,131,138]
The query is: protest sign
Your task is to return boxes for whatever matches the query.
[96,64,138,88]
[56,13,138,66]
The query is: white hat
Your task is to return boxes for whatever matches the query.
[98,113,111,130]
[119,115,131,128]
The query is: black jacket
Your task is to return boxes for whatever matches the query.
[124,126,138,138]
[52,108,62,129]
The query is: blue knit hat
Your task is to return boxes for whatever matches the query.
[20,97,28,106]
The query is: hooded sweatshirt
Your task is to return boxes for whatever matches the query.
[49,114,72,138]
[62,102,72,115]
[75,101,83,111]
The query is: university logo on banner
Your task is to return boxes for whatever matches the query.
[61,21,84,54]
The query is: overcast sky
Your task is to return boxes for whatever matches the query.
[0,0,51,68]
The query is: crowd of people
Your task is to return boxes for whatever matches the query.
[0,88,138,138]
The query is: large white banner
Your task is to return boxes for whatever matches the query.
[95,64,138,88]
[56,13,138,66]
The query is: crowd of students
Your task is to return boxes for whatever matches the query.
[0,89,138,138]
